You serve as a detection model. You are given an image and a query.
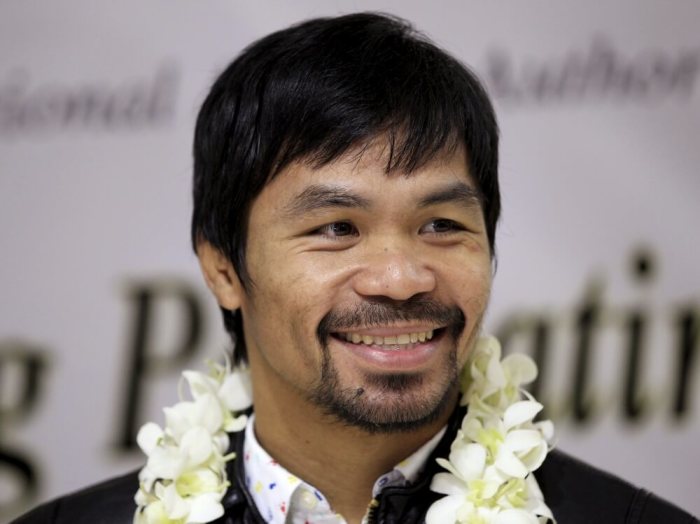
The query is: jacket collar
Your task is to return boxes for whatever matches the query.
[220,403,466,523]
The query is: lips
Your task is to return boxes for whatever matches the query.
[338,329,435,346]
[330,327,446,370]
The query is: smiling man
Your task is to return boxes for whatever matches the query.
[189,14,498,518]
[13,11,698,524]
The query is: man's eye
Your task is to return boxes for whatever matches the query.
[316,221,358,238]
[421,219,463,234]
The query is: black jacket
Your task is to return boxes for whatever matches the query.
[12,407,698,524]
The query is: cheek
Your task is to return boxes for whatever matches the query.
[439,256,491,349]
[241,281,323,387]
[444,255,492,306]
[244,246,337,363]
[467,265,493,309]
[257,243,353,310]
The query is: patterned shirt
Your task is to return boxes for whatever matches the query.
[243,414,446,524]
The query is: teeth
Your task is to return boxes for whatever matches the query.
[339,329,437,346]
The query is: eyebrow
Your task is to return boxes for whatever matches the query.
[417,182,482,210]
[283,185,371,217]
[283,181,482,218]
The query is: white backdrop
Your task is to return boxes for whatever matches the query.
[1,1,699,521]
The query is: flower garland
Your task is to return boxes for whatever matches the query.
[133,359,252,523]
[134,336,555,524]
[426,336,555,524]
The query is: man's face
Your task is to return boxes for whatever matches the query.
[238,143,492,432]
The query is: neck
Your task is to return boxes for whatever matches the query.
[251,380,457,524]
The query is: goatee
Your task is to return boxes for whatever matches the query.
[310,296,465,433]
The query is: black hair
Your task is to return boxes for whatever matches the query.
[191,12,500,364]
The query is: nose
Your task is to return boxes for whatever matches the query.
[351,243,436,301]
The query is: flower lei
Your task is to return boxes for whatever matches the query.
[133,360,252,523]
[425,336,555,524]
[134,336,555,524]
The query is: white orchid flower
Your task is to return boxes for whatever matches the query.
[183,364,251,434]
[219,369,253,412]
[164,394,224,442]
[461,336,539,412]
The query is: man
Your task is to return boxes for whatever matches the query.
[13,12,698,524]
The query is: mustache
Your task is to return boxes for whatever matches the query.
[317,296,465,344]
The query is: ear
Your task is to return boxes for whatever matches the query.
[197,241,244,311]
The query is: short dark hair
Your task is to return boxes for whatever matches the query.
[191,12,500,364]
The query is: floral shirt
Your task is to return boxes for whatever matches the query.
[243,415,446,524]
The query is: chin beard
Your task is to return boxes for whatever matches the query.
[309,349,460,434]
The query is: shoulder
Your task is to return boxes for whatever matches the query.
[537,449,698,524]
[11,469,139,524]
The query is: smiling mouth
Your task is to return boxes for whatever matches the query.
[332,328,445,347]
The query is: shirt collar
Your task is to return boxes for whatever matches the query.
[243,414,446,524]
